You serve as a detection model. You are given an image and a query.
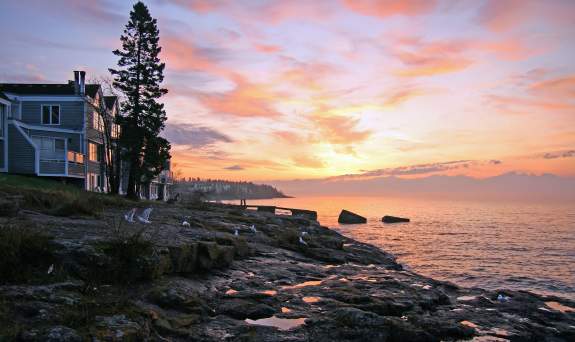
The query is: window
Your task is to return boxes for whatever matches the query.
[42,105,60,125]
[32,136,65,152]
[93,112,104,131]
[89,142,100,162]
[112,123,121,139]
[32,136,65,160]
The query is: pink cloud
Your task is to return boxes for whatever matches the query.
[254,43,282,54]
[197,74,283,118]
[530,75,575,99]
[476,0,533,32]
[343,0,437,18]
[313,115,372,145]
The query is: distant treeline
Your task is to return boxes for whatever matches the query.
[174,178,289,200]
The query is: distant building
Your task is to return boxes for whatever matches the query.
[0,71,172,200]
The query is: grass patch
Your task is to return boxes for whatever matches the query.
[0,174,141,217]
[0,223,55,284]
[89,220,157,285]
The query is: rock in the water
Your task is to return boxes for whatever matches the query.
[382,215,410,223]
[338,210,367,224]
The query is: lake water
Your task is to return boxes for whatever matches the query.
[233,196,575,300]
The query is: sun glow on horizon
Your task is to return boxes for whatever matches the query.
[1,0,574,182]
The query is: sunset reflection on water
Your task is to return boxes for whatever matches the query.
[241,196,575,299]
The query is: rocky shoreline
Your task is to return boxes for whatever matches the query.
[1,202,574,341]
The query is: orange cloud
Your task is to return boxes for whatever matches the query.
[292,156,325,169]
[343,0,437,18]
[479,38,535,61]
[273,131,306,144]
[313,115,372,145]
[197,74,283,118]
[382,86,426,107]
[530,75,575,99]
[395,52,472,77]
[391,38,473,77]
[167,0,334,24]
[254,43,282,54]
[162,35,228,76]
[476,0,533,32]
[487,94,574,115]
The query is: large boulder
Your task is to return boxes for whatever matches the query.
[382,215,410,223]
[338,210,367,224]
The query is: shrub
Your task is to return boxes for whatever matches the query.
[0,224,55,284]
[93,220,156,285]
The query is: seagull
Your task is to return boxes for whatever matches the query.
[47,264,54,275]
[497,294,510,303]
[182,221,190,227]
[249,225,258,233]
[137,208,153,224]
[299,236,308,246]
[124,208,136,223]
[234,229,239,236]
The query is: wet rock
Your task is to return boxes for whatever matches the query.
[338,210,367,224]
[332,307,385,327]
[4,202,575,341]
[382,215,410,223]
[20,326,81,342]
[168,243,198,273]
[147,285,210,314]
[218,298,276,320]
[93,315,145,341]
[197,241,236,270]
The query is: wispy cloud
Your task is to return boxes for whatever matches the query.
[329,159,503,180]
[541,150,575,160]
[163,123,233,148]
[343,0,437,18]
[224,164,244,171]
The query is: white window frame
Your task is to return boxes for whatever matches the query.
[88,142,100,162]
[92,111,104,131]
[41,105,61,125]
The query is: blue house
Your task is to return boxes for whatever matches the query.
[0,71,171,199]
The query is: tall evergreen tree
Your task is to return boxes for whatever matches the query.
[109,1,170,199]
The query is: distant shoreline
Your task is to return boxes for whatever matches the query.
[208,194,293,201]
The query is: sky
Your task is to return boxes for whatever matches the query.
[1,0,574,182]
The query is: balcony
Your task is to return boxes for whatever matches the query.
[38,149,85,177]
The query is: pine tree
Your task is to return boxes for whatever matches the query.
[109,1,170,199]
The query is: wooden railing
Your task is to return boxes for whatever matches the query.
[67,151,85,164]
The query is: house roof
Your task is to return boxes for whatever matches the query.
[104,96,118,110]
[0,83,100,98]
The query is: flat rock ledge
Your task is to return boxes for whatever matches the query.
[1,203,574,341]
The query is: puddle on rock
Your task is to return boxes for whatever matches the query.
[457,295,477,301]
[225,289,238,295]
[323,265,341,269]
[245,316,306,331]
[545,301,575,313]
[303,296,321,304]
[282,280,322,290]
[469,337,510,342]
[261,290,277,296]
[281,307,292,313]
[461,320,479,329]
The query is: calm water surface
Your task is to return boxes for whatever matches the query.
[238,196,575,300]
